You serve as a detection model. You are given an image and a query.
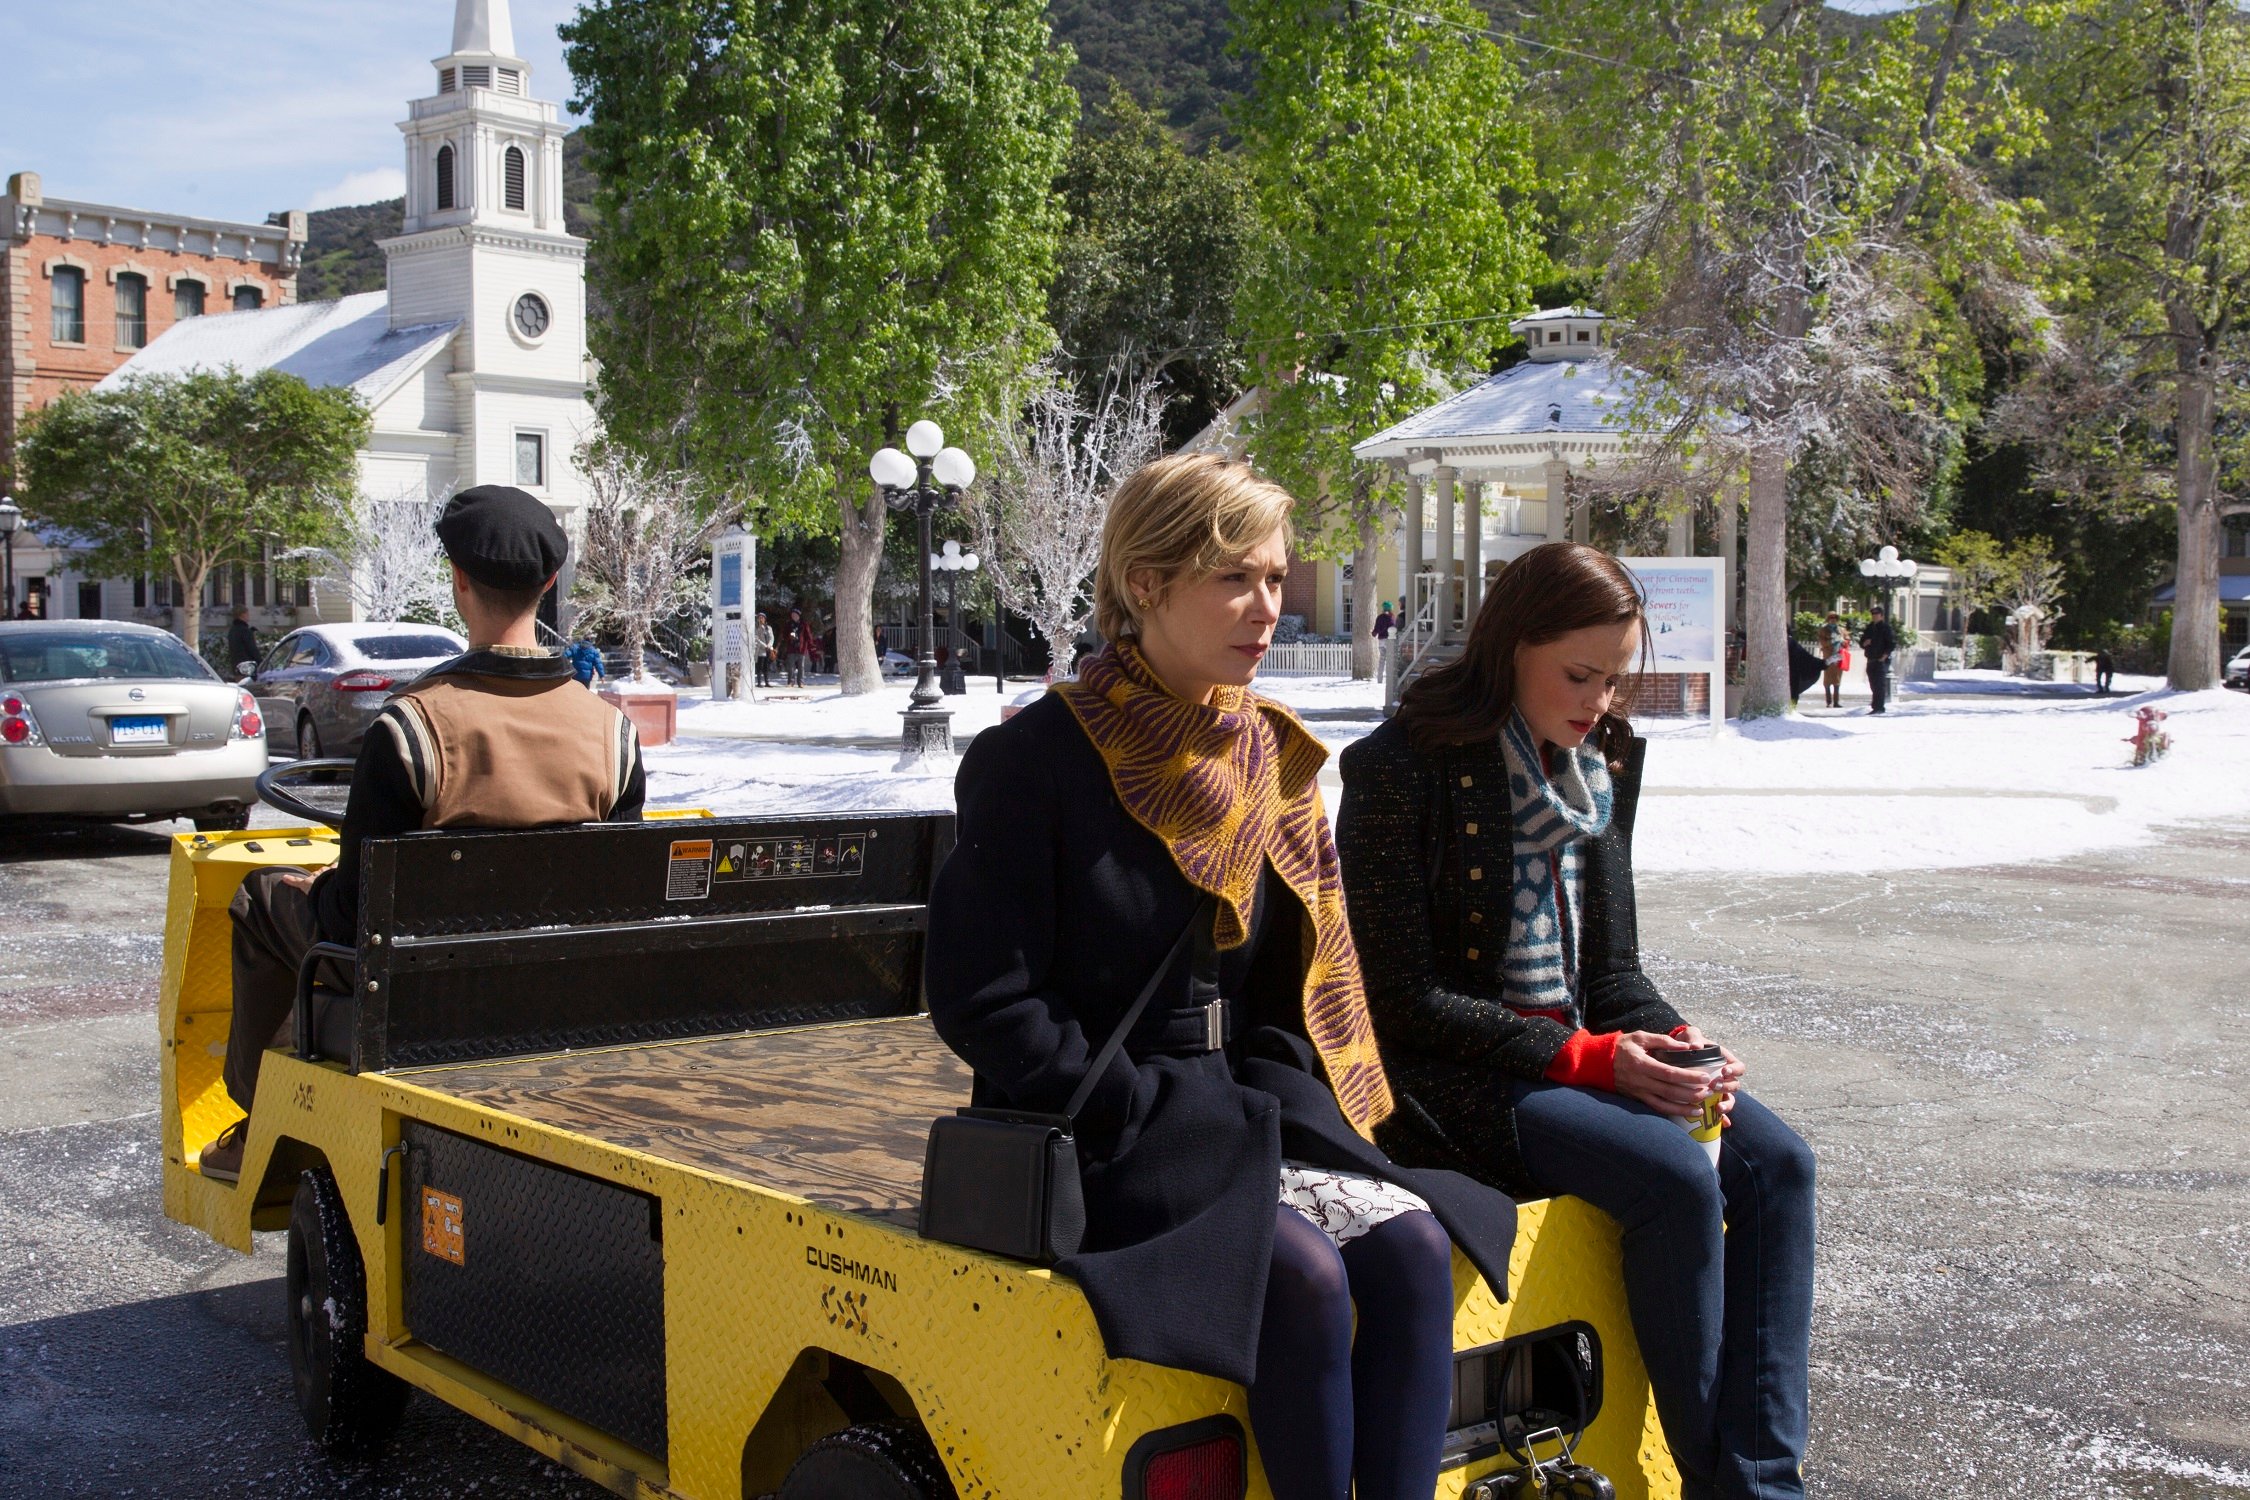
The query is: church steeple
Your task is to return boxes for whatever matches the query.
[434,0,529,98]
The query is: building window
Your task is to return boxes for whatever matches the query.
[504,145,527,210]
[50,266,84,342]
[232,284,264,311]
[436,144,456,210]
[78,581,102,620]
[2226,518,2249,558]
[115,273,148,349]
[515,431,546,488]
[174,280,205,319]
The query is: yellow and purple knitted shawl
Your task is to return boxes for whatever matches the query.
[1053,642,1396,1139]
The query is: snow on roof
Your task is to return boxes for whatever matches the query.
[1353,357,1651,458]
[96,292,459,408]
[1514,305,1606,323]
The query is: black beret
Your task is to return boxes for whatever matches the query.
[436,485,568,590]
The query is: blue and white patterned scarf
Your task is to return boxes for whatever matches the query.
[1500,712,1614,1025]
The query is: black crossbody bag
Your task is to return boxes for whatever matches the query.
[918,901,1208,1265]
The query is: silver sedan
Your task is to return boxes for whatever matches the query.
[245,622,465,759]
[0,621,267,830]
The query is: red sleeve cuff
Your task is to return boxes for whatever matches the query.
[1670,1023,1693,1039]
[1544,1029,1620,1091]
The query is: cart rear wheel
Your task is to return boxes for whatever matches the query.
[286,1166,408,1454]
[779,1420,954,1500]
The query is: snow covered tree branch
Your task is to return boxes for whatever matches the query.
[970,358,1165,679]
[288,485,456,627]
[570,443,735,682]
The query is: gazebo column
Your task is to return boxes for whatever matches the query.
[1433,464,1458,643]
[1462,478,1485,624]
[1399,472,1425,623]
[1570,482,1590,545]
[1543,455,1568,543]
[1667,495,1692,557]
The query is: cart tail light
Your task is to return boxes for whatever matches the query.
[230,687,263,741]
[1127,1418,1245,1500]
[332,671,394,693]
[1,694,43,747]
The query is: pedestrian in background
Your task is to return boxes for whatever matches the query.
[1816,610,1849,710]
[784,608,809,687]
[2094,648,2115,695]
[226,607,260,677]
[564,635,605,687]
[753,613,775,688]
[1860,606,1896,715]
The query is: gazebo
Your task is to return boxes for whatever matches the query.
[1353,308,1741,700]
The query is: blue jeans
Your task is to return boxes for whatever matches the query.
[1504,1081,1815,1500]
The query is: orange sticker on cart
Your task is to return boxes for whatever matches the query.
[421,1187,464,1265]
[666,839,714,901]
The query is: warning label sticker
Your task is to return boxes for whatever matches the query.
[666,839,714,900]
[421,1187,464,1265]
[713,831,868,883]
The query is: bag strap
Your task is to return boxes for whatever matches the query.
[1062,897,1211,1125]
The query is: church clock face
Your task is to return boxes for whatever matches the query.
[512,292,550,339]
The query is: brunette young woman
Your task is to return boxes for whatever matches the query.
[1335,542,1816,1500]
[924,454,1517,1500]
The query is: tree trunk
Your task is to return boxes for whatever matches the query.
[1740,443,1791,716]
[2167,363,2222,690]
[1349,510,1380,680]
[174,562,207,651]
[833,482,886,696]
[1039,617,1079,683]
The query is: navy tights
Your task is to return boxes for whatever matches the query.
[1247,1206,1457,1500]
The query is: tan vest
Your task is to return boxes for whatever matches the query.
[381,672,638,828]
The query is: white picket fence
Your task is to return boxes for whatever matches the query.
[1260,641,1355,676]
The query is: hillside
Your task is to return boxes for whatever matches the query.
[300,0,1241,300]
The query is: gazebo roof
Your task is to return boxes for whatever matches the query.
[1352,356,1650,466]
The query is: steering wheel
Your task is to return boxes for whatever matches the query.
[256,758,356,827]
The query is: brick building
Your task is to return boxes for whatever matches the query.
[0,171,305,619]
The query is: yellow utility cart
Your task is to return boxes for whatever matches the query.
[159,774,1680,1500]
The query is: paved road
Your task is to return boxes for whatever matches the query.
[2,814,2244,1497]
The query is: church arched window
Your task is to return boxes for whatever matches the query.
[436,144,456,210]
[504,146,527,211]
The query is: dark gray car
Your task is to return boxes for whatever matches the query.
[245,623,465,760]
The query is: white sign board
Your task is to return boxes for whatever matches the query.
[1617,556,1725,735]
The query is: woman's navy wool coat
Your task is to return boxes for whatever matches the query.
[924,694,1517,1387]
[1335,719,1686,1198]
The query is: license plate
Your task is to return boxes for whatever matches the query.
[109,715,168,746]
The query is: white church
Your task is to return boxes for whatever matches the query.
[94,0,595,624]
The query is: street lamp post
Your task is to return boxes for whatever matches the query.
[1858,544,1919,703]
[870,421,977,766]
[930,539,980,694]
[0,496,20,618]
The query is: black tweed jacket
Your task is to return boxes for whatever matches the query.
[1335,718,1684,1196]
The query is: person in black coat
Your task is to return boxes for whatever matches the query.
[1335,542,1816,1500]
[225,608,260,676]
[925,455,1516,1500]
[1859,606,1897,713]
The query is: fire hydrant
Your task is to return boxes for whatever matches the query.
[2126,705,2171,766]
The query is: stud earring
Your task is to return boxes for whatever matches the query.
[1135,596,1152,611]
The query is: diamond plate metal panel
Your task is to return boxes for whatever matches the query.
[401,1121,668,1459]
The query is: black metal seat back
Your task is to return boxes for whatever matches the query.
[340,812,954,1072]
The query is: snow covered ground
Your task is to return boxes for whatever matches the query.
[644,672,2250,875]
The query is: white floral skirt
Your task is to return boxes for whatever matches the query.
[1277,1161,1432,1248]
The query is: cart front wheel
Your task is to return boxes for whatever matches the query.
[779,1420,954,1500]
[286,1165,408,1453]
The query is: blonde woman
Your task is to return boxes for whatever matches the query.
[924,454,1514,1500]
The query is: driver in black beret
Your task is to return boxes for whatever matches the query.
[204,484,648,1183]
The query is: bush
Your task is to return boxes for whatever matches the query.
[1935,646,1966,671]
[2088,616,2168,676]
[1959,633,2002,669]
[1273,613,1306,644]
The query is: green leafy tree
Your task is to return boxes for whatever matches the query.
[1230,0,1544,678]
[1522,0,2042,714]
[1932,528,2010,616]
[1051,91,1257,445]
[563,0,1075,695]
[16,370,368,650]
[2000,0,2250,689]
